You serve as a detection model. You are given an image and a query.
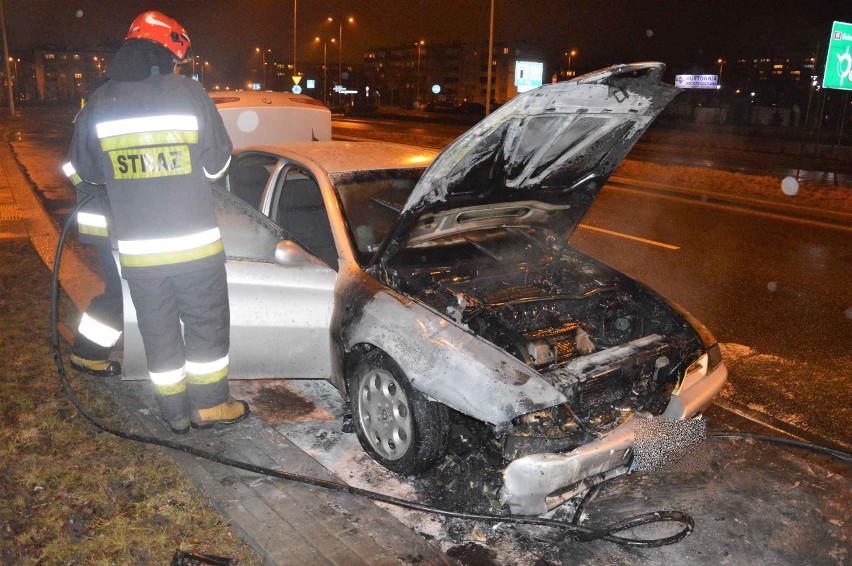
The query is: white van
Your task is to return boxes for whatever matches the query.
[210,90,332,149]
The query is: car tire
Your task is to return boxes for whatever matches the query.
[348,350,449,475]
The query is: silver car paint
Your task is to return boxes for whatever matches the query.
[335,262,569,426]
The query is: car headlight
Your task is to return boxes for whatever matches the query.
[677,343,722,394]
[664,298,717,348]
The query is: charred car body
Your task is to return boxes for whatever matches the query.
[121,63,727,515]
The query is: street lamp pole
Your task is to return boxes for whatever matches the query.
[315,37,333,105]
[338,21,343,103]
[0,0,15,116]
[485,0,494,115]
[255,47,270,90]
[717,58,725,85]
[293,0,297,76]
[416,40,424,107]
[567,49,576,76]
[328,16,354,105]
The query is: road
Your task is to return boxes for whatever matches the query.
[8,109,851,447]
[5,108,850,566]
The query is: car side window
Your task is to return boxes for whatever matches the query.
[213,187,284,262]
[270,165,338,270]
[226,153,279,210]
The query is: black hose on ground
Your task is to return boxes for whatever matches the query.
[709,431,851,462]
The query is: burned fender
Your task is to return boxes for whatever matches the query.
[336,264,566,426]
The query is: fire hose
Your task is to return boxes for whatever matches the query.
[50,196,849,551]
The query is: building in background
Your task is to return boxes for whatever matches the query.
[361,41,547,108]
[31,48,112,105]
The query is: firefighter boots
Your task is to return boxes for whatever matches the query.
[70,354,122,378]
[167,416,191,435]
[190,400,250,429]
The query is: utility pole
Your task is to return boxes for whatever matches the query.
[0,0,15,116]
[293,0,297,76]
[485,0,494,115]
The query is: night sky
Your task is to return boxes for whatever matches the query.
[7,1,850,85]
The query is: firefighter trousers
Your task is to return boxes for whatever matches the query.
[126,263,230,422]
[73,244,123,362]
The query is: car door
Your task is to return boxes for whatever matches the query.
[220,182,337,380]
[121,186,337,380]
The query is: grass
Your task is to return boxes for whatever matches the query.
[0,239,261,564]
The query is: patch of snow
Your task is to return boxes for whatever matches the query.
[720,342,786,365]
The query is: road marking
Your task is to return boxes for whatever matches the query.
[607,182,852,232]
[577,223,680,250]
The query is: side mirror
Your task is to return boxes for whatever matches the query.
[274,240,328,268]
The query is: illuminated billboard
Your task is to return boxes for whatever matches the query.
[674,75,719,89]
[823,21,852,91]
[515,61,544,93]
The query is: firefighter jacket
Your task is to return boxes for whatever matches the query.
[62,161,112,247]
[67,68,233,279]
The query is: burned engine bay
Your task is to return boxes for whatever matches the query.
[383,228,704,461]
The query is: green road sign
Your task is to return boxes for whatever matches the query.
[823,21,852,91]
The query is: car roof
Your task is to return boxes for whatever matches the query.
[210,90,332,147]
[208,90,325,109]
[243,141,439,174]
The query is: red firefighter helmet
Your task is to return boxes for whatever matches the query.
[125,11,192,62]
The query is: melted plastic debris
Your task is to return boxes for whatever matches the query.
[632,418,707,472]
[412,447,508,516]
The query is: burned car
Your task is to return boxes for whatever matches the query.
[121,63,726,515]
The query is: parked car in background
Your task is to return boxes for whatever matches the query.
[422,100,460,114]
[458,101,486,117]
[210,90,332,148]
[120,63,725,516]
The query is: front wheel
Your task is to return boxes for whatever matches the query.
[348,350,449,475]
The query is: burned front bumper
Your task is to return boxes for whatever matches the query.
[498,360,727,515]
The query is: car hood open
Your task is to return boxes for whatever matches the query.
[374,62,680,267]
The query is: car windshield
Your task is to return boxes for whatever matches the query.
[330,168,426,265]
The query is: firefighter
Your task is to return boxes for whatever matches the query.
[66,10,249,434]
[62,161,123,377]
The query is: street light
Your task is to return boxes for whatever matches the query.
[255,47,271,90]
[485,0,494,115]
[566,49,577,77]
[201,61,209,88]
[327,16,354,104]
[8,55,17,97]
[717,58,725,85]
[415,40,424,107]
[314,36,335,105]
[293,0,297,76]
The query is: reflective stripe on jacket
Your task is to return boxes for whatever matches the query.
[62,161,111,244]
[66,70,233,279]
